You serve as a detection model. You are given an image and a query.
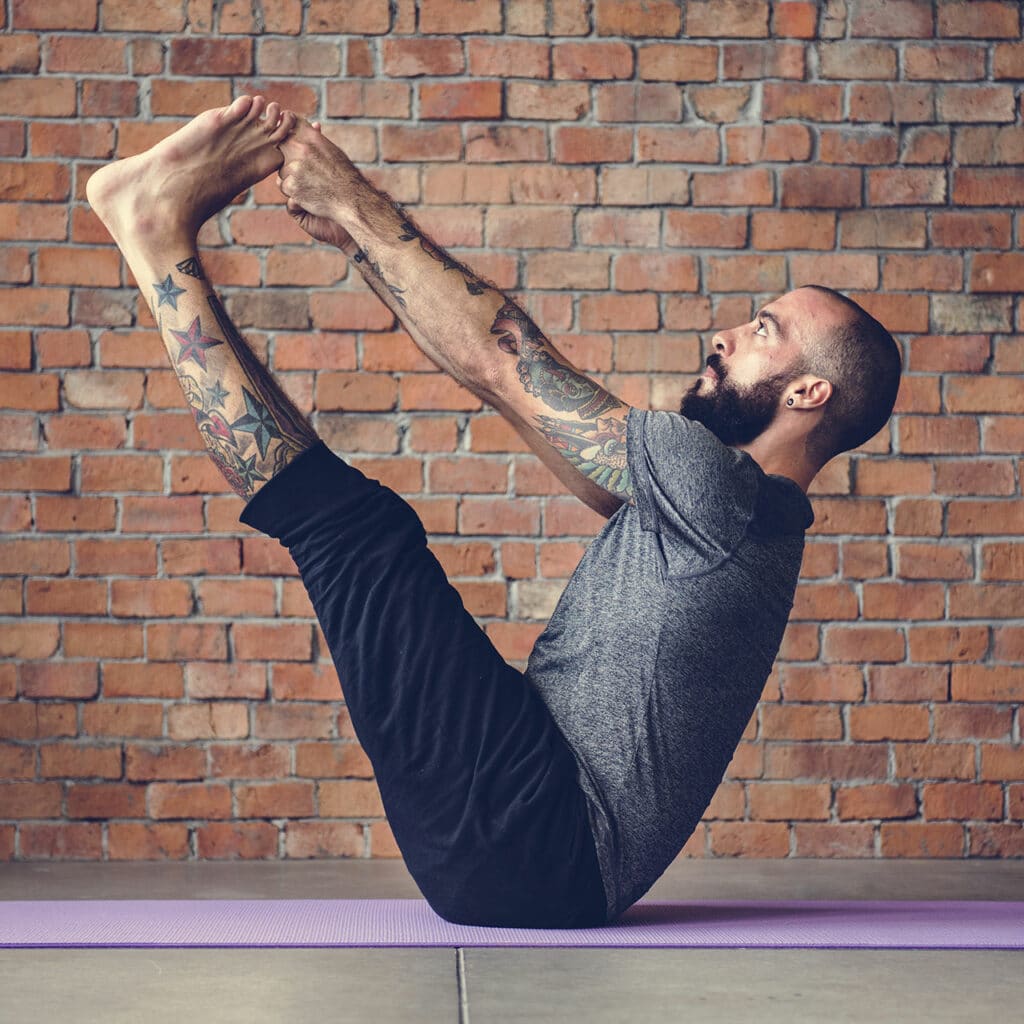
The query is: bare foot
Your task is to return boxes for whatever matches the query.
[87,95,295,255]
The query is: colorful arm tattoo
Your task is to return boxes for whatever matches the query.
[489,302,633,499]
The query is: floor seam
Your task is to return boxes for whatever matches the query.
[457,946,470,1024]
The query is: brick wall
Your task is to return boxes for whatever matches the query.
[1,0,1022,865]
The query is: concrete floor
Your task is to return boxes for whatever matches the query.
[1,859,1022,1023]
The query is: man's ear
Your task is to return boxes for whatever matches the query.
[789,375,832,410]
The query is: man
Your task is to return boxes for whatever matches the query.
[87,96,902,928]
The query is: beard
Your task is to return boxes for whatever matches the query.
[679,354,798,448]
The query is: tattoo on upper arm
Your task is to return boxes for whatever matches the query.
[490,302,621,418]
[536,413,632,497]
[489,302,633,498]
[397,219,490,296]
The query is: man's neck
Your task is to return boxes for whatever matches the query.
[737,436,818,494]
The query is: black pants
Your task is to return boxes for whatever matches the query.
[239,441,608,928]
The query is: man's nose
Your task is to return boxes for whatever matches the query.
[712,330,733,357]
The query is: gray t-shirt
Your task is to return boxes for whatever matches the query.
[525,407,814,921]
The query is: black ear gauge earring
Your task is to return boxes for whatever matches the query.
[786,397,794,406]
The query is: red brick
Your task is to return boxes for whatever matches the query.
[724,41,805,79]
[595,0,681,36]
[150,79,233,116]
[706,254,787,293]
[819,42,898,79]
[637,43,718,81]
[419,0,501,33]
[35,495,116,533]
[849,82,935,124]
[993,42,1024,78]
[399,374,483,412]
[780,166,861,208]
[73,539,155,578]
[380,124,462,162]
[752,211,835,250]
[468,38,550,78]
[953,169,1024,206]
[823,625,906,664]
[307,0,390,32]
[726,124,813,163]
[970,254,1024,293]
[13,0,97,29]
[635,126,719,163]
[904,43,987,80]
[773,1,817,38]
[898,416,977,460]
[762,706,843,742]
[382,38,465,77]
[851,0,934,37]
[687,0,769,37]
[924,782,1004,821]
[82,80,139,118]
[169,38,252,75]
[0,203,68,240]
[259,39,341,76]
[0,34,39,73]
[819,128,898,165]
[419,81,502,120]
[937,0,1020,39]
[884,823,962,856]
[692,168,773,206]
[938,85,1016,123]
[553,42,634,80]
[103,0,185,30]
[579,293,659,331]
[792,253,879,291]
[610,253,700,294]
[763,83,843,121]
[883,253,963,292]
[952,666,1024,702]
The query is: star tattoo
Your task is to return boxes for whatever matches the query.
[205,378,229,408]
[234,451,268,490]
[170,316,223,371]
[230,386,282,458]
[153,274,186,310]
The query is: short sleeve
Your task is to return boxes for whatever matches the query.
[626,407,759,577]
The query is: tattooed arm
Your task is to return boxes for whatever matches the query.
[279,120,633,517]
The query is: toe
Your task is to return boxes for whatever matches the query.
[223,95,254,124]
[264,101,281,130]
[268,110,296,145]
[245,95,267,124]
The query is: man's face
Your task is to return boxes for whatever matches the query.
[679,288,843,447]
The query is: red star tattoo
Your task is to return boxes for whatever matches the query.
[170,316,223,371]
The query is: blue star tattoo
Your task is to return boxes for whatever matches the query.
[153,274,186,310]
[230,386,282,458]
[234,451,268,490]
[170,316,223,371]
[205,378,229,408]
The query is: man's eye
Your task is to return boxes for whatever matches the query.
[754,320,767,336]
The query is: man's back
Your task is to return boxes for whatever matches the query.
[526,408,814,920]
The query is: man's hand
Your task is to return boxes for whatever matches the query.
[277,119,356,249]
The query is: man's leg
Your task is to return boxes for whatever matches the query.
[87,95,318,499]
[88,100,608,927]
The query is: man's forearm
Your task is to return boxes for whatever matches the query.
[329,173,510,391]
[334,227,493,390]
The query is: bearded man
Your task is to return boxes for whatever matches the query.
[88,97,902,927]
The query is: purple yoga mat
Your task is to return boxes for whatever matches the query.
[1,899,1022,948]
